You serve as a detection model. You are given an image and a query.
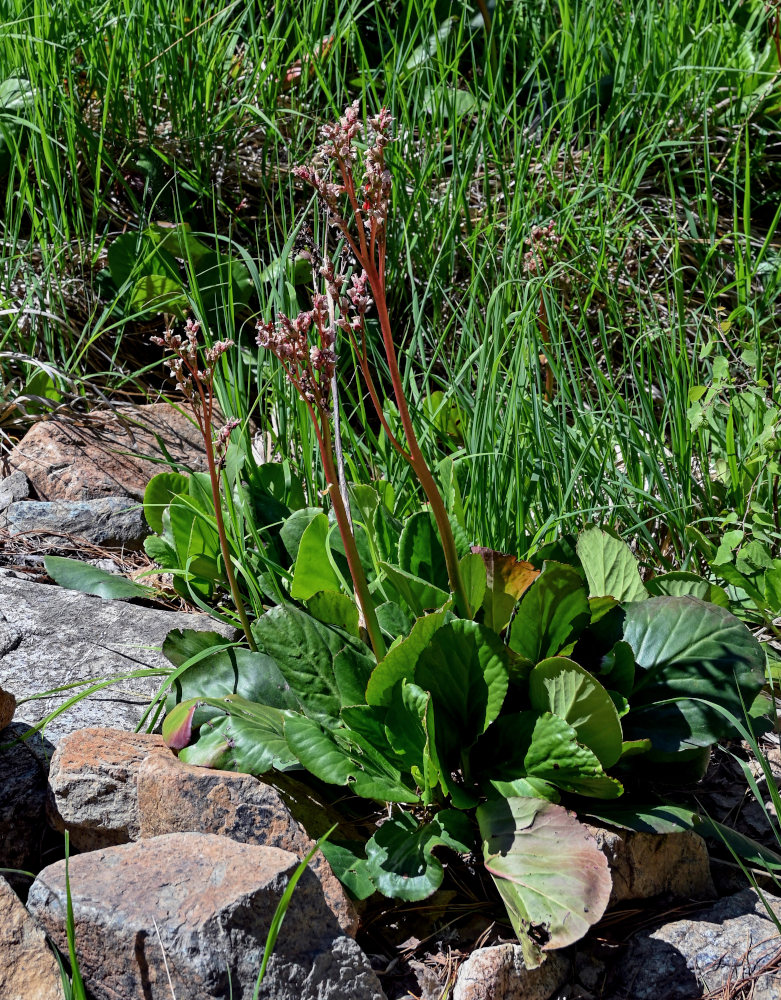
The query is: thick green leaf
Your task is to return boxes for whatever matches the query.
[478,796,612,967]
[252,605,362,726]
[645,571,729,608]
[284,715,418,803]
[459,551,487,615]
[380,562,450,616]
[622,596,767,751]
[765,564,781,612]
[44,556,151,601]
[528,657,623,768]
[524,713,623,799]
[582,802,700,835]
[307,591,360,636]
[290,513,342,600]
[385,682,442,802]
[375,601,413,639]
[366,605,450,707]
[365,810,473,901]
[280,507,323,562]
[165,637,301,732]
[487,777,560,802]
[179,708,298,774]
[509,563,591,664]
[398,511,449,590]
[416,620,510,760]
[471,547,539,632]
[333,645,376,707]
[168,492,223,595]
[318,840,376,900]
[576,527,647,602]
[129,273,188,316]
[143,472,190,532]
[373,505,405,563]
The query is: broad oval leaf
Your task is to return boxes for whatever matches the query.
[576,526,647,602]
[415,619,511,760]
[143,472,190,532]
[478,796,612,967]
[284,715,418,803]
[252,605,372,727]
[509,563,591,664]
[621,596,767,751]
[524,713,623,799]
[528,657,623,768]
[290,514,342,600]
[44,556,152,601]
[366,605,450,707]
[365,810,474,901]
[398,511,449,590]
[380,561,450,617]
[645,571,729,608]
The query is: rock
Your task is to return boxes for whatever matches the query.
[0,875,64,1000]
[0,576,237,742]
[612,887,781,999]
[137,752,359,936]
[47,728,171,851]
[7,404,209,501]
[0,722,55,891]
[587,824,715,906]
[453,944,569,1000]
[0,684,15,731]
[0,470,30,510]
[27,832,387,1000]
[2,496,148,550]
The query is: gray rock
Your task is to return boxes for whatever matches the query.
[0,874,64,1000]
[613,888,781,999]
[453,944,569,1000]
[1,495,148,550]
[0,470,30,511]
[47,727,172,851]
[0,576,237,742]
[27,832,387,1000]
[0,722,55,891]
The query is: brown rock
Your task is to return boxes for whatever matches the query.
[453,944,569,1000]
[27,833,386,1000]
[0,685,15,731]
[0,875,64,1000]
[7,403,210,501]
[137,752,359,936]
[47,727,171,851]
[587,824,715,906]
[0,722,54,891]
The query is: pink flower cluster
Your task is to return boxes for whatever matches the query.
[256,295,337,411]
[293,101,395,237]
[151,319,234,401]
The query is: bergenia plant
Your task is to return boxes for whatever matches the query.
[156,106,772,967]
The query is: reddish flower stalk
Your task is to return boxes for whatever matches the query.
[294,103,472,619]
[524,221,562,403]
[151,320,257,651]
[256,295,387,659]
